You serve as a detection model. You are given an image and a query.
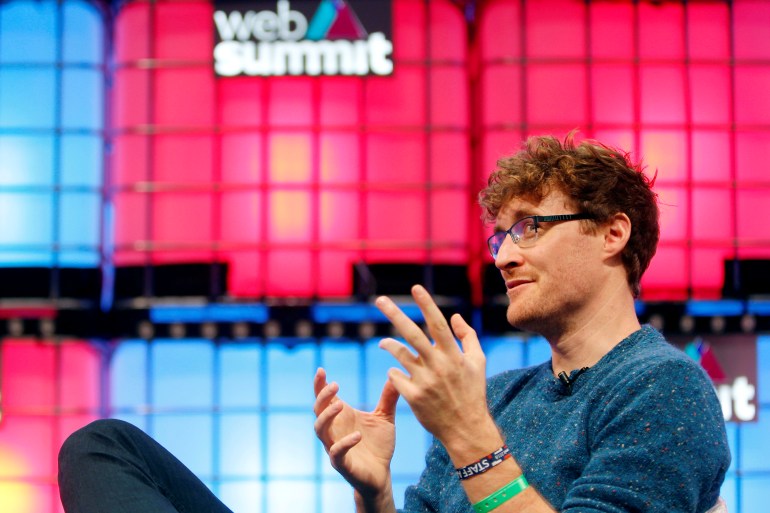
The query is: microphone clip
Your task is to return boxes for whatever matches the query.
[557,366,590,394]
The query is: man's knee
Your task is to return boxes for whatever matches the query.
[59,418,140,465]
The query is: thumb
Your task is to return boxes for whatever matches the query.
[451,313,483,356]
[374,378,400,420]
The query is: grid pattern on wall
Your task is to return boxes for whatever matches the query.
[0,0,105,271]
[478,0,770,300]
[3,0,769,300]
[1,334,769,513]
[0,339,102,513]
[2,1,770,513]
[109,0,471,298]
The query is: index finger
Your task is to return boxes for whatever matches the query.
[313,367,328,397]
[375,295,434,362]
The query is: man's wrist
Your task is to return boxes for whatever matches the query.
[440,415,505,468]
[353,481,397,513]
[455,445,512,480]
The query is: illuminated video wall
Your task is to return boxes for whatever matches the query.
[2,1,770,512]
[109,0,470,297]
[3,0,770,299]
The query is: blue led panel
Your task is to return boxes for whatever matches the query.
[219,414,262,477]
[266,341,316,407]
[152,413,214,477]
[321,480,355,513]
[687,300,745,317]
[320,341,362,405]
[0,136,55,185]
[313,303,427,323]
[110,340,148,410]
[151,304,269,323]
[266,481,316,512]
[0,192,54,265]
[483,335,525,376]
[0,0,104,269]
[364,338,405,409]
[0,1,57,62]
[62,68,103,129]
[62,1,104,63]
[219,342,262,408]
[219,482,263,513]
[267,413,316,478]
[0,69,57,128]
[152,339,214,409]
[391,412,430,476]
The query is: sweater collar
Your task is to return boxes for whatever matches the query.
[541,325,659,399]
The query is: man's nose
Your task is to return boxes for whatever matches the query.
[494,233,522,270]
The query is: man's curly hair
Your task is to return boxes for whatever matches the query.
[479,133,659,297]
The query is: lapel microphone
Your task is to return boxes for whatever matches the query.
[557,366,590,392]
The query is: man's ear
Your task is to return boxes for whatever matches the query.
[603,212,631,258]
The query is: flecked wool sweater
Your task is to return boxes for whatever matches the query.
[400,325,730,513]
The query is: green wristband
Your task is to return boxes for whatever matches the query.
[472,474,529,513]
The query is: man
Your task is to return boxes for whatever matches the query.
[313,134,730,513]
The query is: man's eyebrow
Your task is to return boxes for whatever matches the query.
[494,209,537,232]
[492,222,506,232]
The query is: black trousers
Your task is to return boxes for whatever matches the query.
[58,419,234,513]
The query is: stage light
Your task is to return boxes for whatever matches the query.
[7,319,23,338]
[358,321,375,340]
[326,321,344,338]
[295,320,313,338]
[169,323,186,339]
[741,314,756,333]
[231,322,250,339]
[710,316,726,334]
[647,313,664,331]
[201,322,218,340]
[39,319,55,339]
[138,320,154,340]
[264,320,281,338]
[680,315,695,334]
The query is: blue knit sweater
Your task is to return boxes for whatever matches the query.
[400,326,730,513]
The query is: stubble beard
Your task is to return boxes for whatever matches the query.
[505,290,548,333]
[505,284,575,339]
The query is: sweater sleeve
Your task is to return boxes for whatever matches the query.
[398,371,525,513]
[561,358,730,513]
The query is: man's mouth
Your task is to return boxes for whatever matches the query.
[506,279,532,290]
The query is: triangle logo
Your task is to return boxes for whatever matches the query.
[307,0,368,40]
[684,338,727,383]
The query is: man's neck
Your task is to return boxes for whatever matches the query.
[547,282,641,376]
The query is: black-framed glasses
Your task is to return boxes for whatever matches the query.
[487,213,594,258]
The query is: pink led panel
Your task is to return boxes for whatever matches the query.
[526,0,586,59]
[638,2,685,59]
[733,0,770,60]
[108,0,770,299]
[0,340,100,513]
[590,2,634,58]
[687,2,730,59]
[479,0,770,299]
[111,0,471,297]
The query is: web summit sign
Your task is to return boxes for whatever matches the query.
[213,0,394,77]
[671,334,758,422]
